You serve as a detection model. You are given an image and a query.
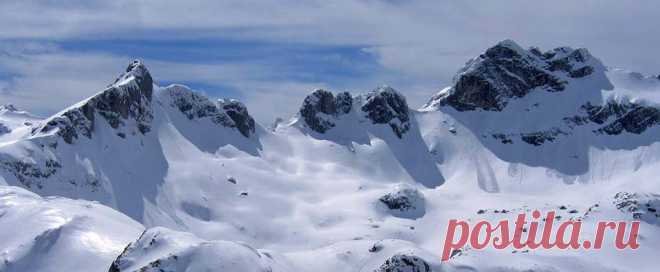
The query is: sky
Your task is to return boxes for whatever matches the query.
[0,0,658,123]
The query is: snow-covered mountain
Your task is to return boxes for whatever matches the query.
[0,104,42,144]
[1,40,659,271]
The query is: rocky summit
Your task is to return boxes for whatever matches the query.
[425,39,598,111]
[360,86,411,138]
[33,60,154,144]
[298,86,411,138]
[299,89,353,133]
[165,84,256,137]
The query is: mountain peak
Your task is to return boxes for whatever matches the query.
[0,104,19,113]
[162,84,257,138]
[424,40,603,112]
[296,86,411,138]
[360,86,410,138]
[35,60,155,144]
[110,59,153,97]
[298,89,353,133]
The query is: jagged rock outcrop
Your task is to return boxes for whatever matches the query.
[565,100,660,135]
[375,254,431,272]
[33,60,154,144]
[425,40,597,111]
[378,184,425,219]
[218,99,256,137]
[361,86,410,138]
[613,192,660,225]
[299,89,353,133]
[164,84,256,137]
[298,87,411,138]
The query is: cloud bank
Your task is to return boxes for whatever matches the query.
[0,0,658,123]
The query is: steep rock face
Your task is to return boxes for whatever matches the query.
[299,89,352,133]
[33,60,154,144]
[298,87,411,138]
[219,99,257,137]
[360,86,410,138]
[164,84,256,137]
[375,254,431,272]
[577,101,660,135]
[425,40,596,111]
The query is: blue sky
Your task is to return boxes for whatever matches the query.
[1,0,659,123]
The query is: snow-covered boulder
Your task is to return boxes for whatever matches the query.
[375,254,432,272]
[378,184,425,219]
[614,192,660,225]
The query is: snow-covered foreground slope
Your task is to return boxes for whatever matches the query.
[0,186,143,272]
[0,40,659,271]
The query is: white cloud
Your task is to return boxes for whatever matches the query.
[0,0,659,122]
[0,43,326,123]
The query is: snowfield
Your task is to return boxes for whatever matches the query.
[0,40,659,271]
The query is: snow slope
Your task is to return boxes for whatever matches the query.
[0,104,42,144]
[0,186,143,272]
[0,40,659,271]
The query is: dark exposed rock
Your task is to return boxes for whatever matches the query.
[336,92,353,114]
[299,89,353,133]
[520,129,567,146]
[299,87,411,138]
[491,133,512,144]
[0,123,9,135]
[0,104,19,112]
[0,159,61,189]
[569,66,594,78]
[379,184,425,219]
[613,192,660,224]
[375,254,431,272]
[361,86,410,138]
[166,85,256,137]
[426,40,596,112]
[219,99,256,137]
[566,100,660,135]
[598,107,660,135]
[34,60,154,144]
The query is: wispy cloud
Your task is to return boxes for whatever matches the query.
[0,0,659,122]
